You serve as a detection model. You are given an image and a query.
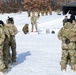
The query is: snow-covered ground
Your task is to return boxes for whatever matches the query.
[0,12,76,75]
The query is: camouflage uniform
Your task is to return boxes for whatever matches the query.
[58,22,76,71]
[22,24,29,34]
[31,12,39,32]
[0,22,6,71]
[72,20,76,66]
[6,18,18,64]
[3,25,10,69]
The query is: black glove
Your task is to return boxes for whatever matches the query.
[65,38,70,44]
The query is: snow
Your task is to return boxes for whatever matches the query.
[0,12,76,75]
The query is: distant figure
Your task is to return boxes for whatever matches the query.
[31,12,39,32]
[63,16,68,26]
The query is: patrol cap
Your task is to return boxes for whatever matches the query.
[8,18,13,23]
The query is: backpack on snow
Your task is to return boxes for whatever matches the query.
[22,24,29,34]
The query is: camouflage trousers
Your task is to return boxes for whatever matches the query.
[0,44,5,71]
[31,23,37,31]
[60,50,76,70]
[3,37,10,69]
[66,53,71,66]
[9,36,16,63]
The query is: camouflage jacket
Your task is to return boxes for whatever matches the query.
[3,26,10,39]
[0,25,5,45]
[5,23,18,36]
[58,22,76,42]
[31,16,39,24]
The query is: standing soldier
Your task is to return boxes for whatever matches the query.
[58,22,76,71]
[0,20,6,74]
[31,12,39,32]
[6,17,18,65]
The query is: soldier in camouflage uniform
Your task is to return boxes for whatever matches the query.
[0,20,9,73]
[6,18,18,65]
[31,12,39,32]
[58,22,76,71]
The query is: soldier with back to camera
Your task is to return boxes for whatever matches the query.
[6,17,18,66]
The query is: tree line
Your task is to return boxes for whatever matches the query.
[0,0,75,13]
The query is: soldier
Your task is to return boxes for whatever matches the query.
[58,22,76,71]
[31,12,39,32]
[0,20,6,74]
[6,17,18,65]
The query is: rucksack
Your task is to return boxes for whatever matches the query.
[22,24,29,34]
[0,26,5,45]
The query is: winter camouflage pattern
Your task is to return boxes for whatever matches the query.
[5,23,18,63]
[0,45,5,71]
[0,25,5,71]
[3,26,10,39]
[31,13,39,31]
[9,35,16,62]
[31,15,38,25]
[3,25,10,69]
[60,50,75,70]
[58,22,76,42]
[0,26,5,45]
[5,23,18,36]
[3,37,10,69]
[58,22,76,70]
